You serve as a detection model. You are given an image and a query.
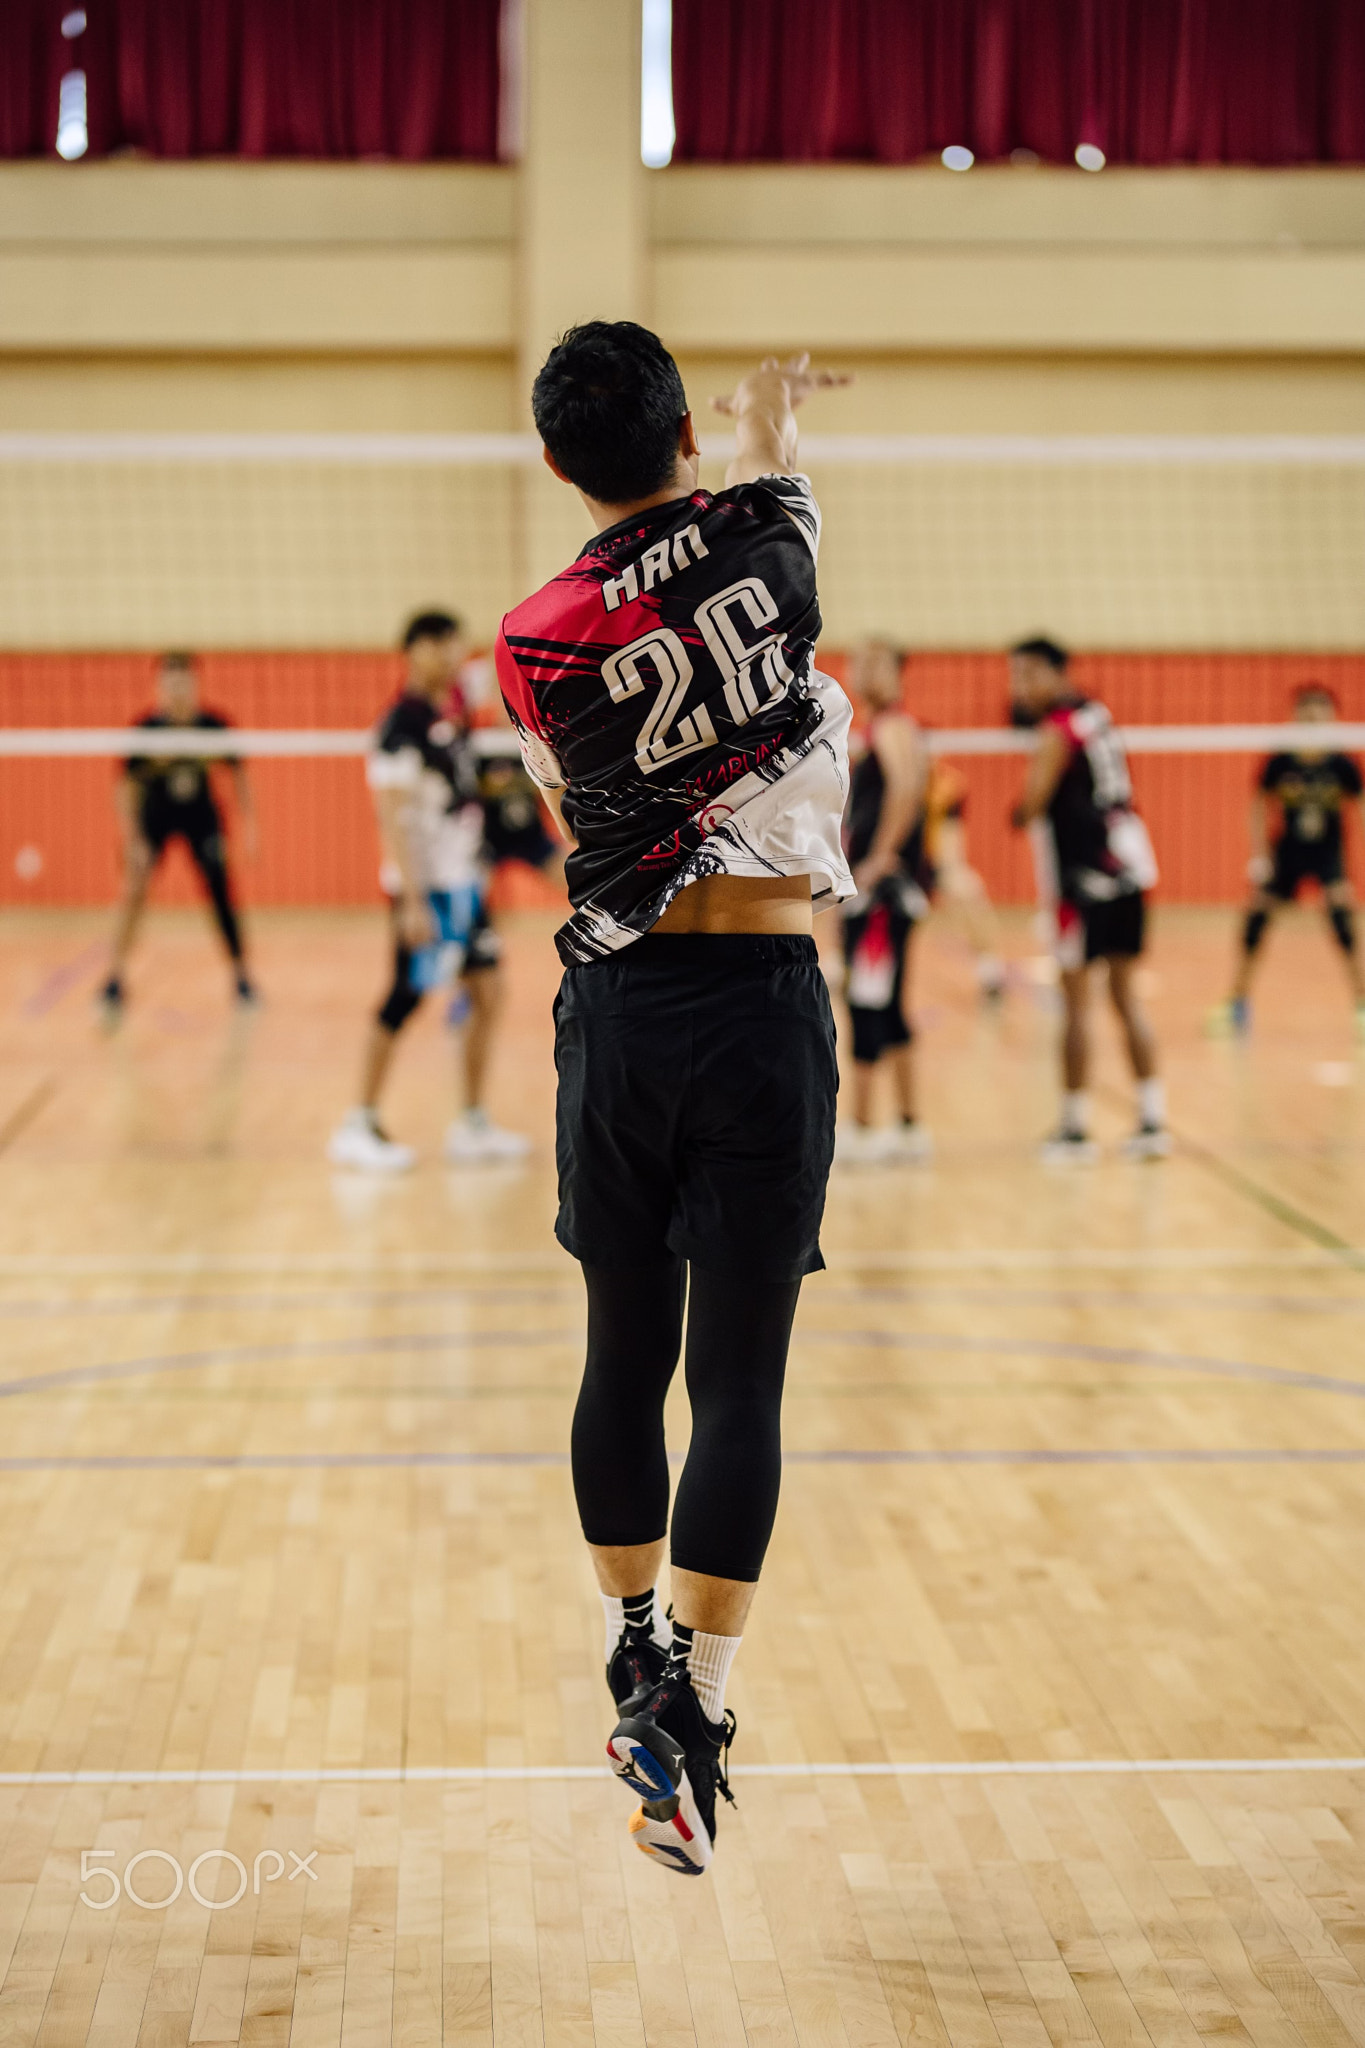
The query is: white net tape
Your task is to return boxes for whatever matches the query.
[4,726,1364,759]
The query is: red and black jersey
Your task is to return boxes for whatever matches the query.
[495,473,853,965]
[1035,695,1157,905]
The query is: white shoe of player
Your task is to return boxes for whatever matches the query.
[627,1784,713,1877]
[1039,1128,1100,1165]
[327,1109,416,1174]
[443,1109,531,1164]
[834,1122,893,1166]
[888,1120,934,1163]
[1122,1123,1172,1160]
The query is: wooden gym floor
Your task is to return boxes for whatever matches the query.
[1,901,1365,2048]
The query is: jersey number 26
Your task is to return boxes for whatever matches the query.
[599,577,795,776]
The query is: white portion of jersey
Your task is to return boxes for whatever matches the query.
[762,471,821,563]
[365,743,484,894]
[513,724,566,793]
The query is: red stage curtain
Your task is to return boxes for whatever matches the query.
[0,0,62,158]
[672,0,1365,165]
[1,0,501,161]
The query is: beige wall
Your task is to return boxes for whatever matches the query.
[3,63,1365,649]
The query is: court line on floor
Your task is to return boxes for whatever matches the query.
[20,940,105,1019]
[801,1329,1365,1398]
[1178,1136,1362,1262]
[0,1075,58,1160]
[1094,1082,1364,1266]
[6,1329,1365,1403]
[1,1448,1363,1472]
[2,1758,1363,1788]
[0,1247,1355,1276]
[5,1281,1365,1321]
[0,1330,583,1398]
[0,1284,580,1319]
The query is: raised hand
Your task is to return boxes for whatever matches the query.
[711,352,852,418]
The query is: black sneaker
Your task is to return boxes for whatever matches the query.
[606,1625,669,1709]
[607,1662,736,1877]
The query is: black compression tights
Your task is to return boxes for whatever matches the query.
[190,843,243,962]
[571,1258,802,1583]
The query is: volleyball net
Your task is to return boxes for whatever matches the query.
[2,430,1364,908]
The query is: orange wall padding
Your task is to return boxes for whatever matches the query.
[3,649,1364,908]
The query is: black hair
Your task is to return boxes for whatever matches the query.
[159,650,196,672]
[1294,679,1338,709]
[402,609,461,650]
[532,320,688,505]
[1011,635,1069,671]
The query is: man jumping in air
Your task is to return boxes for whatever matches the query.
[496,325,852,1876]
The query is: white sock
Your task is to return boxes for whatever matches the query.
[1138,1078,1166,1128]
[1061,1089,1089,1136]
[685,1630,742,1724]
[600,1591,669,1664]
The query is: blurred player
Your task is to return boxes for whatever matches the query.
[477,732,564,879]
[498,327,851,1878]
[1008,636,1168,1160]
[923,758,1006,999]
[1213,682,1365,1036]
[99,651,256,1018]
[838,638,933,1161]
[328,610,529,1171]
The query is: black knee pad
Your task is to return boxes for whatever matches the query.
[1330,904,1357,954]
[1242,908,1269,954]
[377,983,421,1033]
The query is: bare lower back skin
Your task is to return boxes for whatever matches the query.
[652,873,813,935]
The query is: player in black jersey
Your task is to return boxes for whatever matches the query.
[477,731,563,874]
[499,324,852,1877]
[838,639,933,1163]
[1216,683,1365,1036]
[99,651,256,1017]
[1009,636,1168,1160]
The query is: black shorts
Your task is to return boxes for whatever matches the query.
[554,932,838,1282]
[378,889,499,1032]
[841,896,917,1065]
[1057,891,1146,968]
[140,799,227,867]
[1268,838,1345,900]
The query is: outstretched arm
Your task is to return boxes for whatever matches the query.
[711,353,851,488]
